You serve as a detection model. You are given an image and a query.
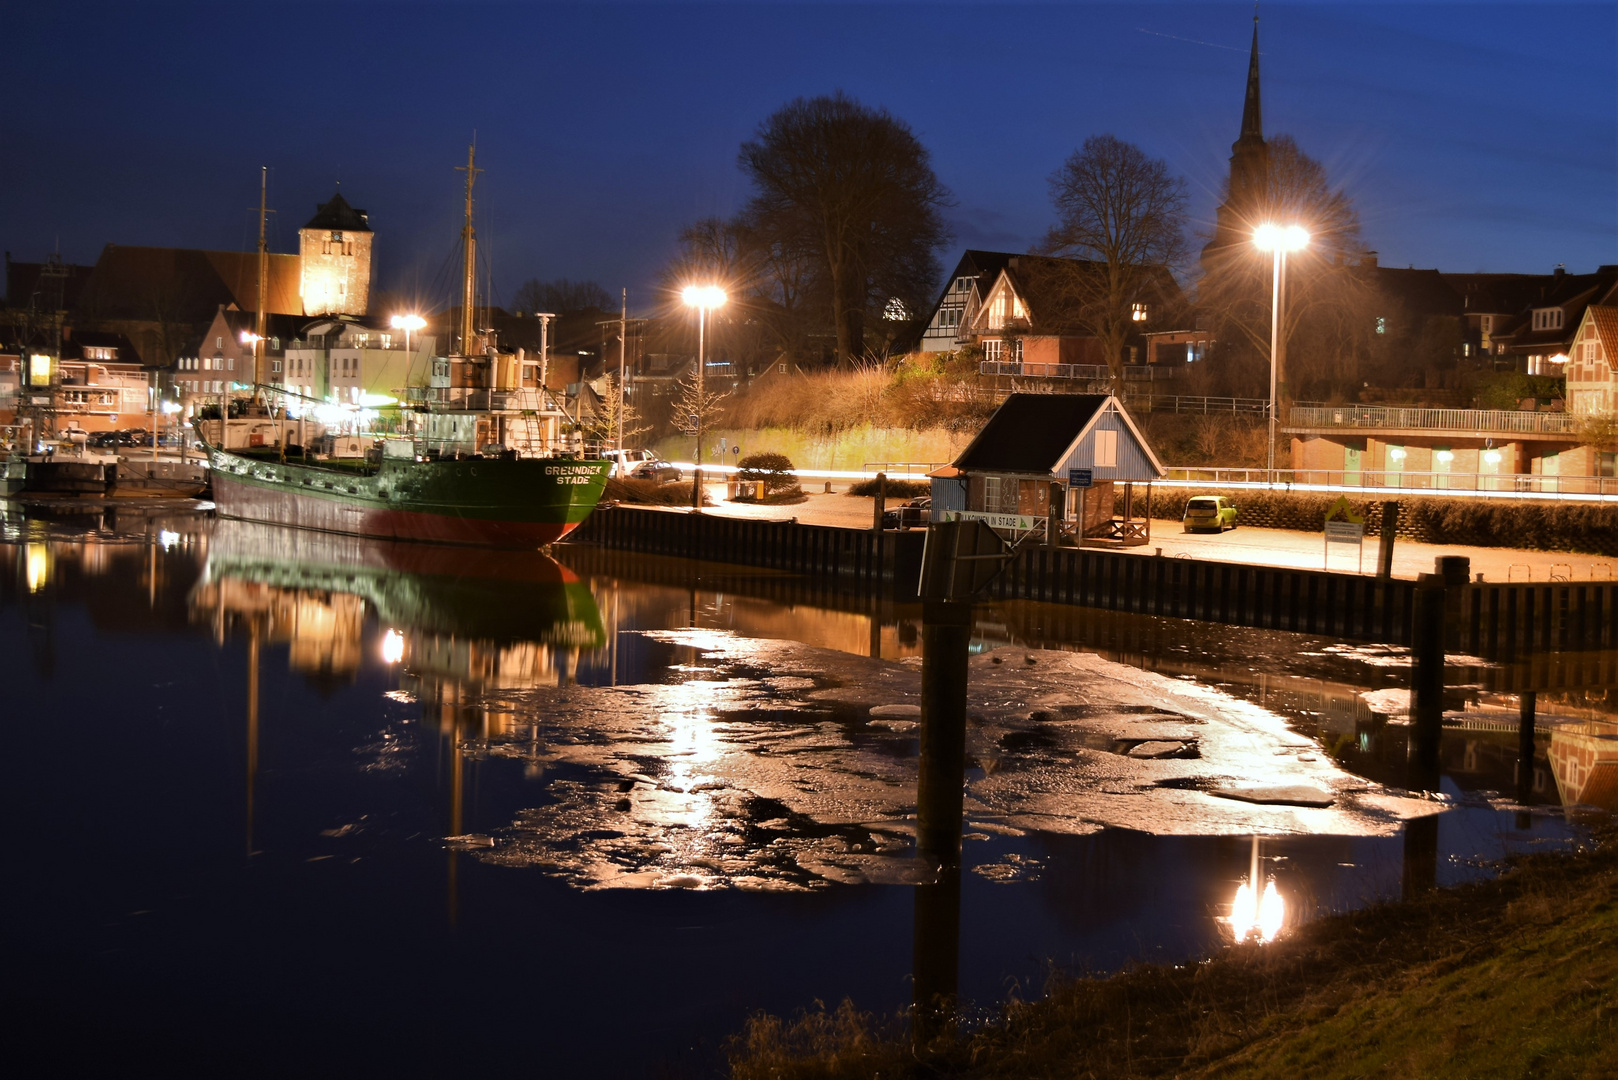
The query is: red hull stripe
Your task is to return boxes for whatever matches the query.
[212,473,579,548]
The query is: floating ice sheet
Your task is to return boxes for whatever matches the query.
[467,631,1445,890]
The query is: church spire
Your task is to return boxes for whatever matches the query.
[1237,11,1262,147]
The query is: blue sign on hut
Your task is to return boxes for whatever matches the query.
[929,393,1165,545]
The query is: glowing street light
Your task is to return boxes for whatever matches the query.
[681,285,727,511]
[1254,224,1310,484]
[390,313,427,358]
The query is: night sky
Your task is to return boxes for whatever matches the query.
[6,2,1615,316]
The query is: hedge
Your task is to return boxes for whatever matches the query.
[1136,486,1618,557]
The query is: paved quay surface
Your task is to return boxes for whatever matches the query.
[644,484,1612,584]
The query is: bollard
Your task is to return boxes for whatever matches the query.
[1377,500,1401,579]
[873,471,888,531]
[1410,571,1447,789]
[913,598,971,1047]
[917,600,970,865]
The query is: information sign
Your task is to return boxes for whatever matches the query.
[1067,468,1093,488]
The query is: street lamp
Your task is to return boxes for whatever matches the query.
[1253,224,1310,484]
[390,313,426,358]
[681,284,727,510]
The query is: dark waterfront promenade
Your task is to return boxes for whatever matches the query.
[2,505,1608,1075]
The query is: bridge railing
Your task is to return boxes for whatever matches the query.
[1289,404,1578,435]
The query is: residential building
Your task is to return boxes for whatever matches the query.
[918,251,1015,353]
[281,317,434,406]
[174,306,305,402]
[1487,267,1618,375]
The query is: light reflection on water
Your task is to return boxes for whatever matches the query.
[1,506,1610,1075]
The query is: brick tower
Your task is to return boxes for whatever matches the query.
[299,191,372,317]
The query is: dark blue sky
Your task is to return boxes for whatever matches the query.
[6,2,1615,316]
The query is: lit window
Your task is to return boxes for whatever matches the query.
[984,339,1003,362]
[1375,317,1386,335]
[1131,302,1149,322]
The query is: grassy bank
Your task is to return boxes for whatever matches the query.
[652,424,969,473]
[729,827,1618,1078]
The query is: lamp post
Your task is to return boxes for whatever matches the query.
[1254,224,1310,485]
[681,284,727,510]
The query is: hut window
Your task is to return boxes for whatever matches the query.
[1095,429,1118,468]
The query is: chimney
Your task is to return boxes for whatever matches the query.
[1554,265,1566,279]
[1363,251,1379,268]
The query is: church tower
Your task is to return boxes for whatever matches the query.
[299,191,372,317]
[1201,15,1269,271]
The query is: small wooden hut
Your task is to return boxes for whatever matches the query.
[932,393,1165,545]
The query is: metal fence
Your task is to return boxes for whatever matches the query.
[1289,404,1578,435]
[979,360,1111,381]
[1124,394,1269,415]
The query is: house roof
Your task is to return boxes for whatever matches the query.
[1491,268,1618,352]
[5,255,94,311]
[953,393,1110,473]
[1588,306,1618,362]
[304,191,371,233]
[1369,267,1464,318]
[981,255,1186,337]
[77,245,303,322]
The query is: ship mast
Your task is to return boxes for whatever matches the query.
[456,142,481,356]
[255,166,268,386]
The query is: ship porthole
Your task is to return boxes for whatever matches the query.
[470,467,477,476]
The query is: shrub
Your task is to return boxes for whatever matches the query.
[1143,486,1618,556]
[603,477,710,506]
[845,477,929,498]
[737,452,799,494]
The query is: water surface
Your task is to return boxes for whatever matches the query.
[2,505,1601,1076]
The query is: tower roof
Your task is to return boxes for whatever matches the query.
[304,191,371,233]
[1237,14,1263,147]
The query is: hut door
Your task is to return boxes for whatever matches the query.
[1017,479,1049,516]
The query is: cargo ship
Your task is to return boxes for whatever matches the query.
[201,145,611,547]
[202,437,608,547]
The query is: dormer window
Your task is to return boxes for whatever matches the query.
[1532,308,1565,331]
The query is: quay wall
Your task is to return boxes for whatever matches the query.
[564,505,926,587]
[567,507,1618,657]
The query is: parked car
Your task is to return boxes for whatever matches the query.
[600,447,659,478]
[882,496,932,530]
[87,430,122,448]
[118,428,153,447]
[1182,495,1238,532]
[630,459,682,483]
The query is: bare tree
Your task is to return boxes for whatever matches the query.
[1042,134,1190,384]
[738,93,952,367]
[584,372,648,449]
[512,278,613,316]
[671,366,729,448]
